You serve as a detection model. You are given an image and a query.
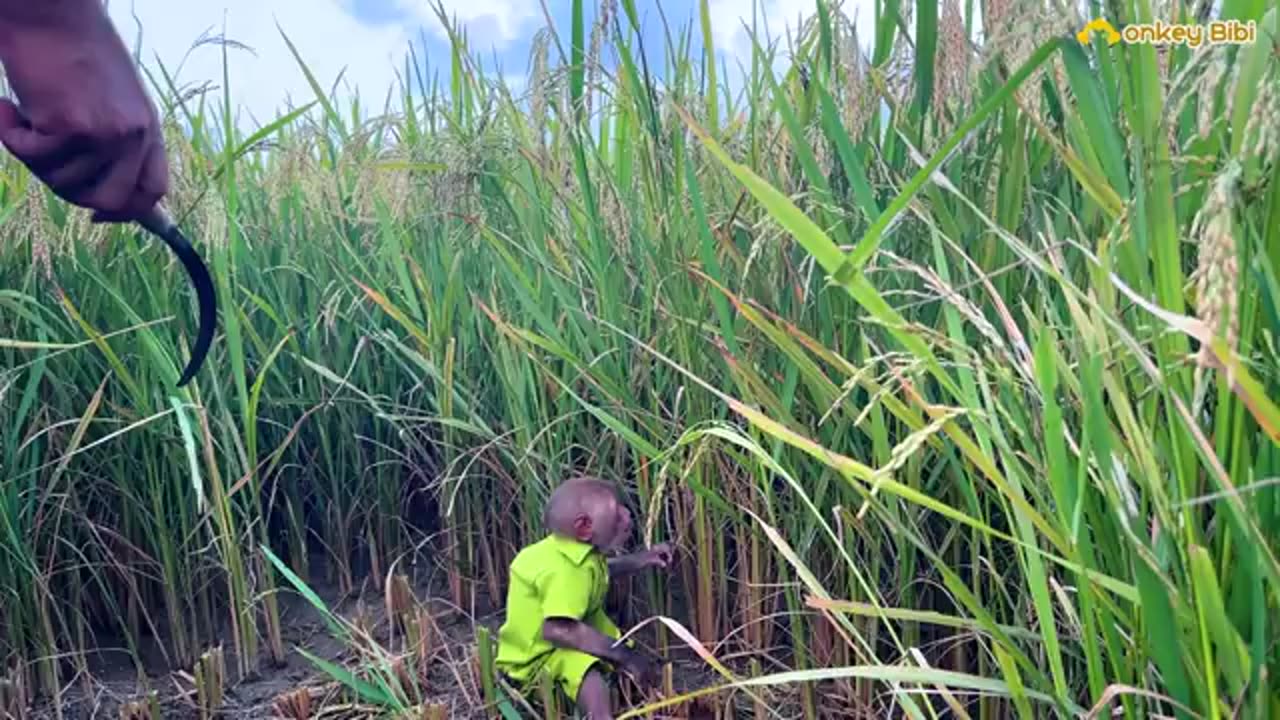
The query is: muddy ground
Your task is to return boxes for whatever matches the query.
[18,558,771,719]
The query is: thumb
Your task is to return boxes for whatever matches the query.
[0,97,27,130]
[0,98,32,149]
[0,97,62,162]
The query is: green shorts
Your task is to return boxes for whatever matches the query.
[547,648,611,701]
[504,649,611,703]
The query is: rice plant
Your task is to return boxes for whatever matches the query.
[0,0,1277,717]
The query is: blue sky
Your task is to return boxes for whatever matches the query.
[106,0,879,127]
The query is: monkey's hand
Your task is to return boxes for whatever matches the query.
[620,650,661,690]
[606,543,670,576]
[608,543,675,578]
[643,543,674,569]
[544,618,664,692]
[543,617,634,667]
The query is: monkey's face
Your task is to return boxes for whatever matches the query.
[589,498,633,553]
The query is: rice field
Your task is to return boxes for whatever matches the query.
[1,0,1278,717]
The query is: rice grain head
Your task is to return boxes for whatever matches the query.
[1241,63,1279,166]
[1222,58,1242,128]
[1190,162,1241,366]
[932,0,973,131]
[1197,47,1228,140]
[200,182,230,253]
[985,0,1080,111]
[24,181,53,283]
[837,16,874,139]
[985,0,1012,41]
[585,0,615,122]
[529,28,551,145]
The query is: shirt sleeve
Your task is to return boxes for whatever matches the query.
[586,607,621,640]
[539,566,590,621]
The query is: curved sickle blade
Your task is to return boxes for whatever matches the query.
[138,206,218,387]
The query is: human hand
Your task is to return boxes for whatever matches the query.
[0,9,168,222]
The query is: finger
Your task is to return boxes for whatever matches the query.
[46,152,118,212]
[129,131,168,215]
[0,100,87,175]
[94,134,166,223]
[0,97,26,130]
[77,134,145,217]
[13,144,115,211]
[44,150,114,194]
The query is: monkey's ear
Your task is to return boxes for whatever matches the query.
[571,514,593,542]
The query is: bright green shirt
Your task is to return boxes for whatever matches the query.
[495,533,620,681]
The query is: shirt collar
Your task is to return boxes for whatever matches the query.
[549,533,597,565]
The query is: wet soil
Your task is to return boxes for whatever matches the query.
[18,561,750,719]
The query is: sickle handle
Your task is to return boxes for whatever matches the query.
[138,205,218,387]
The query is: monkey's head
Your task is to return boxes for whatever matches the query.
[544,476,633,553]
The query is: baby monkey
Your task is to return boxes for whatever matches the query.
[496,476,673,719]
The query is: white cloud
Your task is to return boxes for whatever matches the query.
[109,0,411,126]
[108,0,536,127]
[397,0,539,47]
[106,0,886,128]
[708,0,876,67]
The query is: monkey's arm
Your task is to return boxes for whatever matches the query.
[606,553,654,578]
[543,618,637,665]
[542,617,657,684]
[607,543,672,579]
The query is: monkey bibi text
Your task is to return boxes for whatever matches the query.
[1081,19,1257,47]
